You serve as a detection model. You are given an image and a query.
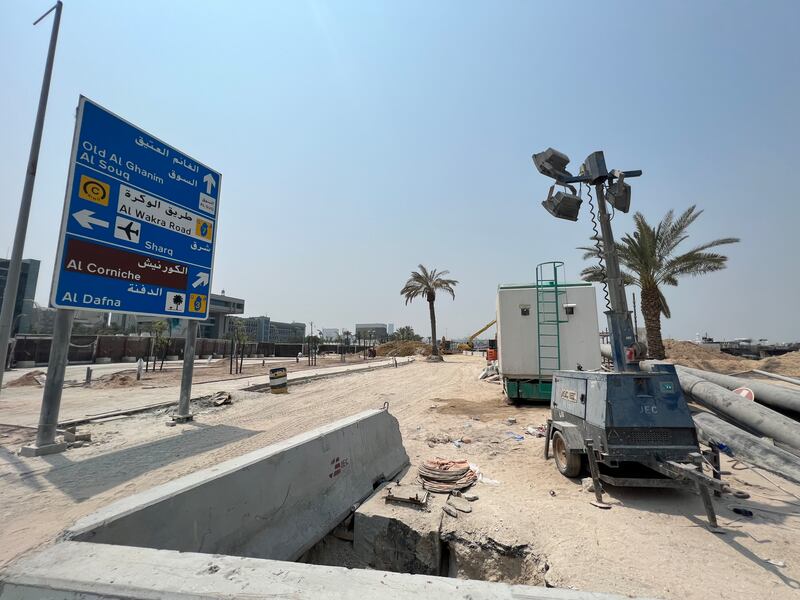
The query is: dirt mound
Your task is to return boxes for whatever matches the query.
[757,351,800,377]
[6,370,45,387]
[663,340,800,375]
[663,340,752,373]
[93,371,139,388]
[376,341,431,357]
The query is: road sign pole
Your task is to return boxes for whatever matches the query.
[175,319,197,422]
[0,2,62,394]
[20,308,73,456]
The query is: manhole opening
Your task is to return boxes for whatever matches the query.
[298,486,549,585]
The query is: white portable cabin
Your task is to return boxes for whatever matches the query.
[496,280,602,401]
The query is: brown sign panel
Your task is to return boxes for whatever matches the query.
[63,238,189,289]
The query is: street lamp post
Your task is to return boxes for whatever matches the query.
[0,2,63,392]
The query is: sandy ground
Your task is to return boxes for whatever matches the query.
[0,357,402,427]
[1,355,799,599]
[3,353,380,388]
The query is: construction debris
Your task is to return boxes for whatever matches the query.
[446,495,473,513]
[211,391,233,406]
[385,483,429,506]
[62,427,91,444]
[418,458,478,493]
[442,504,458,518]
[526,424,547,437]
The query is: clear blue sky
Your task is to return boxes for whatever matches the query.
[2,0,798,341]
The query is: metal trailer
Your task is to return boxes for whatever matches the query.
[544,364,726,526]
[496,262,602,401]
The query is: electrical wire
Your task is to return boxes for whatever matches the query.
[586,185,610,310]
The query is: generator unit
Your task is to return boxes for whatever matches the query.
[549,364,700,470]
[496,261,601,401]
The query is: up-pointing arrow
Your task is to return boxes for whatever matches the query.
[72,209,109,230]
[192,272,210,288]
[203,173,216,195]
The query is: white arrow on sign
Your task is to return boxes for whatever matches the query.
[73,209,109,230]
[192,272,210,288]
[203,173,216,195]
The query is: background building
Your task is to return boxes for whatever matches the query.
[226,316,306,344]
[269,321,306,343]
[388,323,395,336]
[73,310,109,333]
[227,316,271,343]
[110,292,244,338]
[0,258,40,335]
[202,293,245,338]
[321,328,339,341]
[355,323,388,342]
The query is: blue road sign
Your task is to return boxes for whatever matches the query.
[50,97,221,320]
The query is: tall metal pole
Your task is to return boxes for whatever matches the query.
[175,319,198,422]
[594,183,638,372]
[0,2,62,393]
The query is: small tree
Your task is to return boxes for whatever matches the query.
[230,319,248,374]
[149,320,168,371]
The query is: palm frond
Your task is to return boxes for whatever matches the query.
[401,265,458,303]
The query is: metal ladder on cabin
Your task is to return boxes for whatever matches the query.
[535,262,567,395]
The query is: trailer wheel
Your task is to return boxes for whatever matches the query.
[552,430,581,477]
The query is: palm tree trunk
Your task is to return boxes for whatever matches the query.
[428,300,439,356]
[640,286,665,359]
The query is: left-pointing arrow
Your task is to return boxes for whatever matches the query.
[72,209,110,230]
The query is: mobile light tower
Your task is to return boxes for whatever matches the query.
[534,148,643,371]
[533,149,724,527]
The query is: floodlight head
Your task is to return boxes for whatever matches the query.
[580,151,608,184]
[532,148,573,182]
[607,179,631,213]
[542,188,582,221]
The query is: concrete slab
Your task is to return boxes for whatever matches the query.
[18,441,67,457]
[65,408,409,562]
[0,541,649,600]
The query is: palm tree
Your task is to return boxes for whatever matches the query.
[579,205,738,360]
[401,265,458,358]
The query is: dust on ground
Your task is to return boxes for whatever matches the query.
[1,355,799,599]
[664,339,800,376]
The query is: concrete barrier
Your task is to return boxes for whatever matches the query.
[66,408,409,561]
[121,356,137,363]
[0,541,636,600]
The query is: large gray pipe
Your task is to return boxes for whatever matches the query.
[639,361,800,450]
[677,366,800,413]
[694,411,800,485]
[671,369,800,451]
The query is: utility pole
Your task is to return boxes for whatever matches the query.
[0,2,62,394]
